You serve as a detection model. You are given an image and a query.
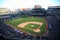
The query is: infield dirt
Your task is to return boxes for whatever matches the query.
[18,22,43,32]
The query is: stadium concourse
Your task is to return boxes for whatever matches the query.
[0,6,60,40]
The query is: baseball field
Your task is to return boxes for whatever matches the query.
[5,17,47,36]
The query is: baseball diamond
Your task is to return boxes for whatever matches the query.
[5,17,47,36]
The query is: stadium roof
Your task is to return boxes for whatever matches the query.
[48,6,60,8]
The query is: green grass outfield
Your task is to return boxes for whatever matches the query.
[5,17,47,36]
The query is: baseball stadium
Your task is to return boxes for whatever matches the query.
[0,5,60,40]
[3,5,48,36]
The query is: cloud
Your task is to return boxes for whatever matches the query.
[0,0,58,10]
[0,0,35,9]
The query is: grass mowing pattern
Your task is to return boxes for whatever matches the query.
[5,17,47,35]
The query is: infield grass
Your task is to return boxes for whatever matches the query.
[25,23,40,29]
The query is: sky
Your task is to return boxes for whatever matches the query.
[0,0,60,10]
